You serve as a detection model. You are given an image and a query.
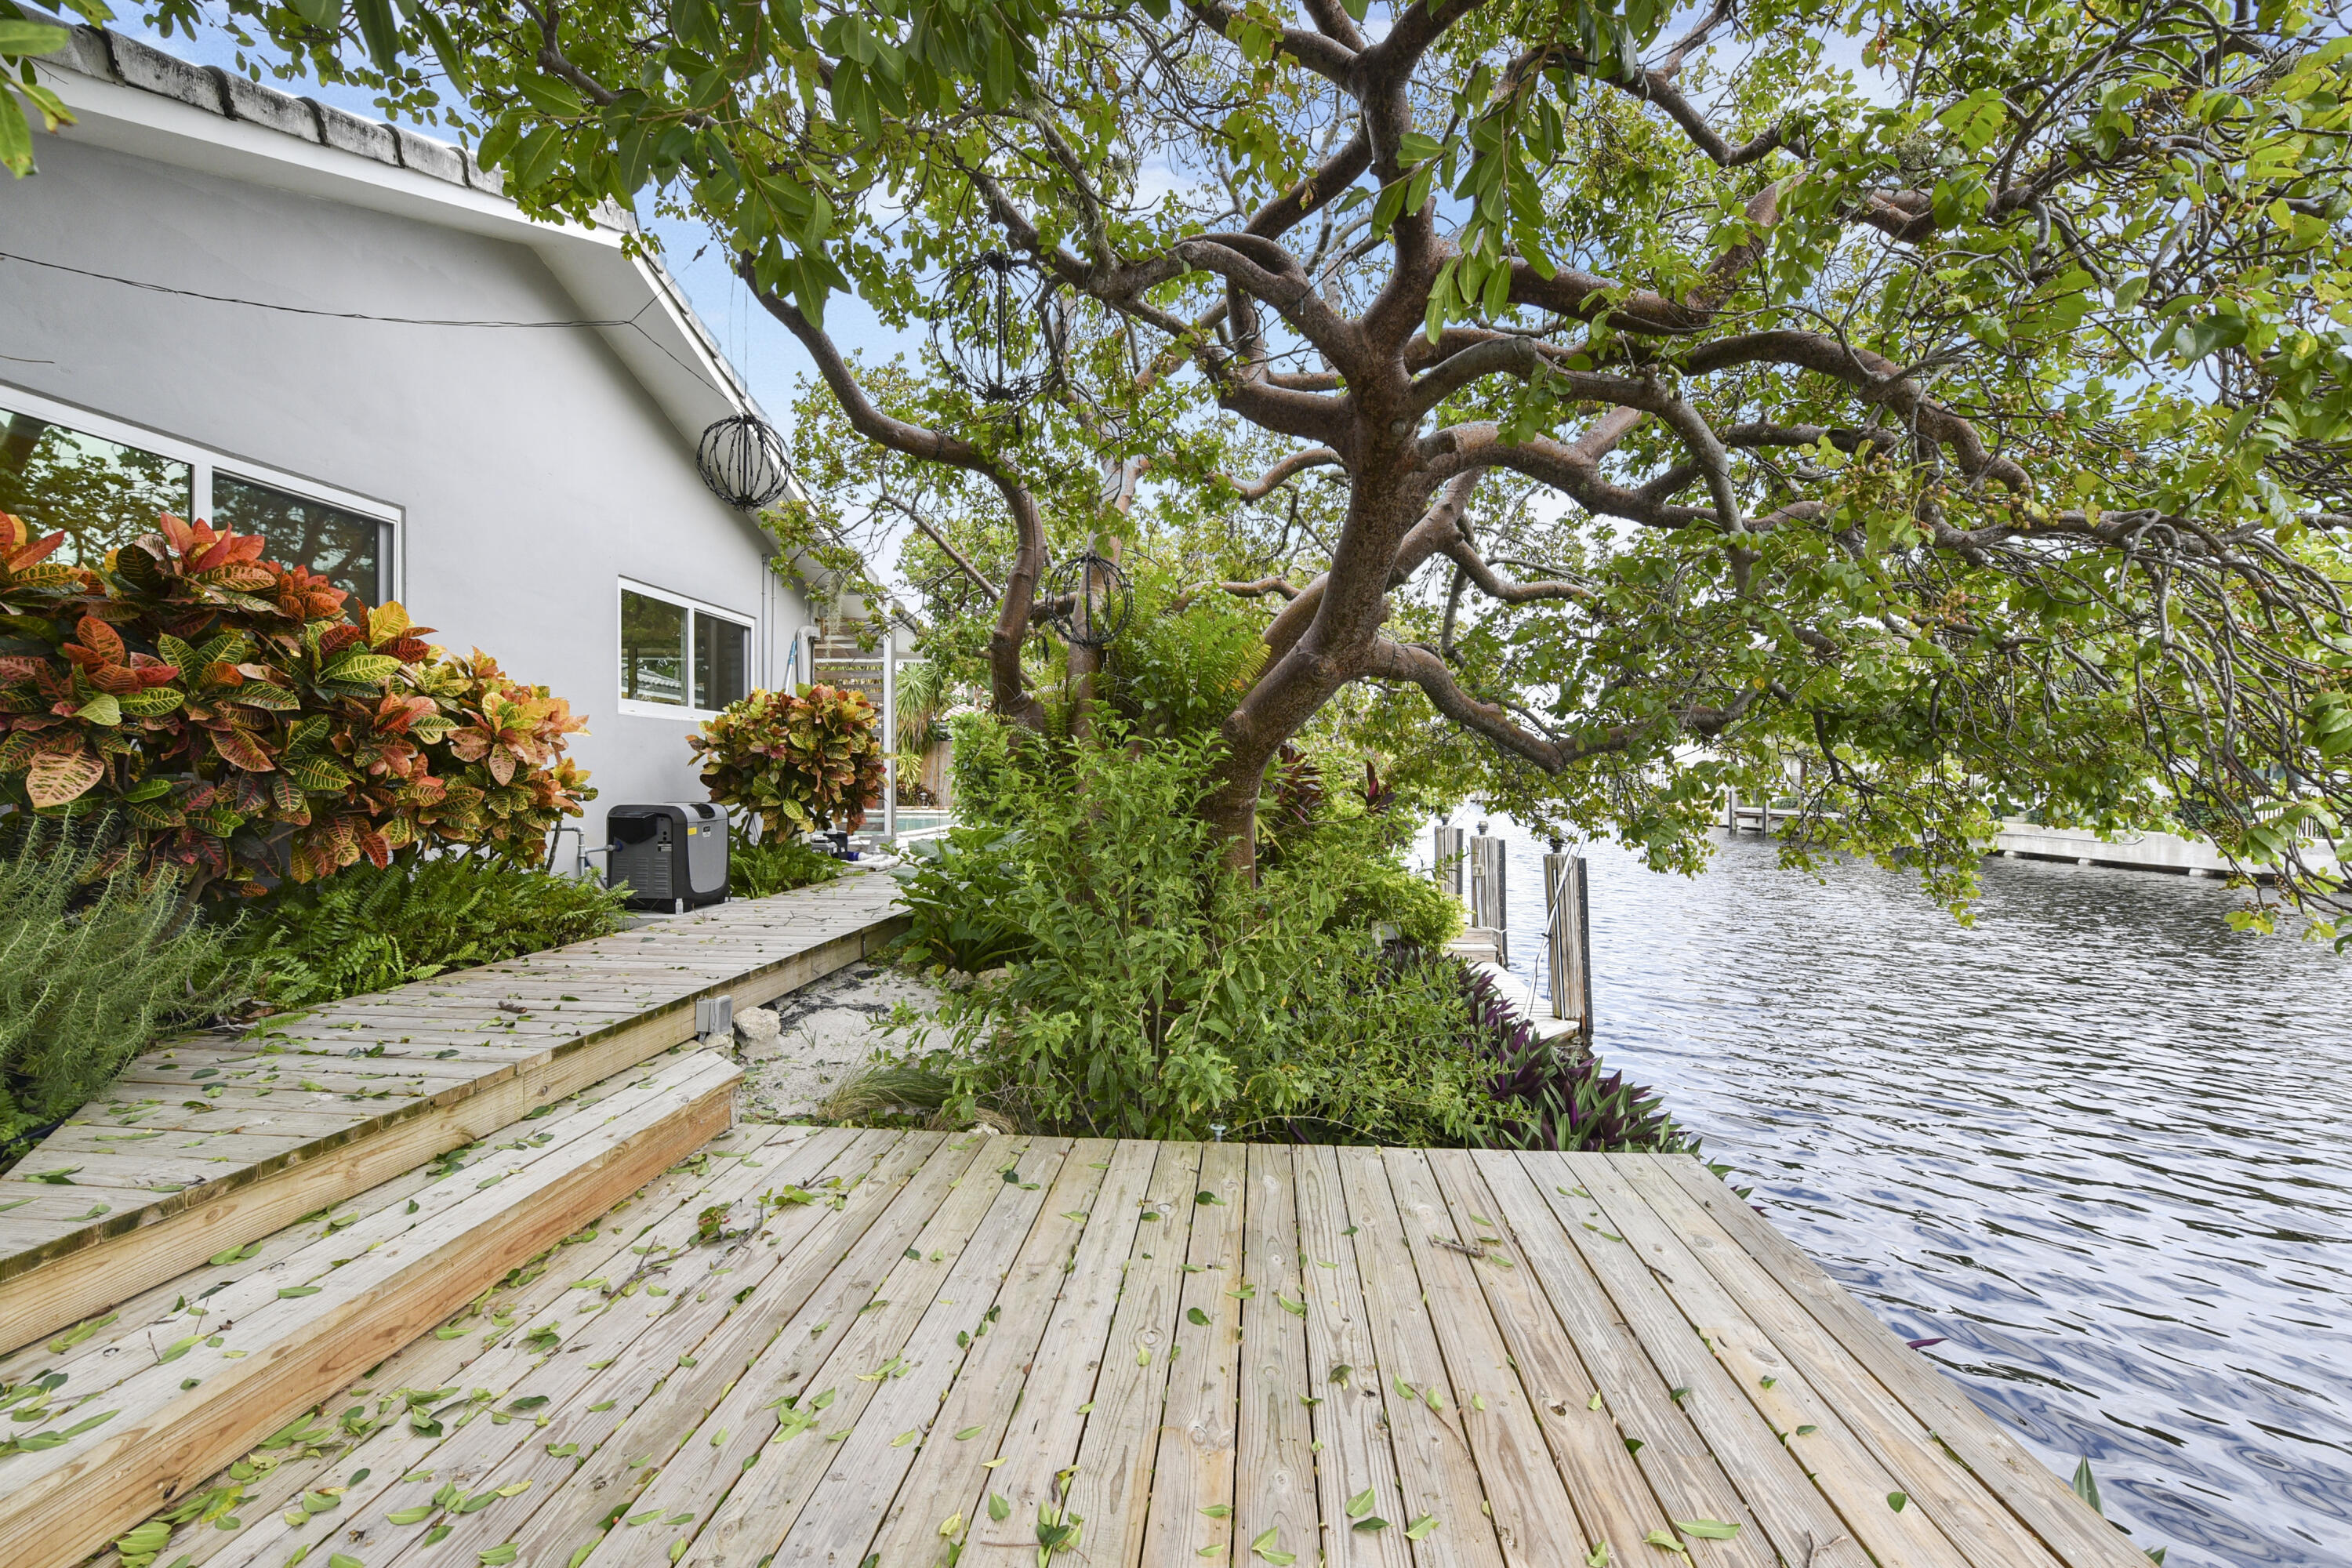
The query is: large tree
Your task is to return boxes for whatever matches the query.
[29,0,2352,924]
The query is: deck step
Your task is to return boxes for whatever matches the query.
[0,1049,740,1568]
[0,873,906,1356]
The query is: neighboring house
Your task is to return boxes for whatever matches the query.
[2,25,831,862]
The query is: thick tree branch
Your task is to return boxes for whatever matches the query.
[742,259,1047,730]
[1226,448,1345,500]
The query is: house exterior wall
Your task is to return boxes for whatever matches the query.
[2,131,805,854]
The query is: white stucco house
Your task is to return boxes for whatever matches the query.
[1,25,862,862]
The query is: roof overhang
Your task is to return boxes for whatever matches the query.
[29,43,782,481]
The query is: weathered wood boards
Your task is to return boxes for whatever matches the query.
[62,1135,2147,1568]
[0,1050,742,1568]
[0,873,905,1355]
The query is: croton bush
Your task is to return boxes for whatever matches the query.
[0,511,593,895]
[689,683,885,838]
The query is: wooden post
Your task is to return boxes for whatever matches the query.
[1724,786,1738,832]
[1543,848,1592,1040]
[1433,824,1467,900]
[1469,831,1505,931]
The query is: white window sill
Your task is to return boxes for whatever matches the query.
[616,698,733,722]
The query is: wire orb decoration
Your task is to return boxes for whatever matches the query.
[696,413,793,510]
[929,252,1068,405]
[1044,550,1133,648]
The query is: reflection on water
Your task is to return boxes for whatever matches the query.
[1468,829,2352,1568]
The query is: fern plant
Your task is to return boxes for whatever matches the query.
[1,818,245,1169]
[728,833,844,899]
[236,854,626,1007]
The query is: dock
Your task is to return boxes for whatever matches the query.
[5,1127,2146,1568]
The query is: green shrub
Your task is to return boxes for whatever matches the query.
[689,684,887,836]
[891,825,1037,972]
[729,832,844,899]
[901,718,1505,1141]
[234,854,626,1007]
[1,818,245,1167]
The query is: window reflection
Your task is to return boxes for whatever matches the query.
[622,589,688,706]
[212,474,383,607]
[695,613,748,710]
[0,406,192,564]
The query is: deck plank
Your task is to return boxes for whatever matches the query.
[765,1138,1078,1568]
[99,1132,2122,1568]
[1567,1155,1981,1568]
[956,1138,1167,1568]
[1065,1138,1207,1568]
[1292,1145,1416,1568]
[1134,1140,1246,1568]
[1385,1145,1599,1566]
[1421,1149,1698,1566]
[1334,1145,1510,1568]
[1234,1145,1318,1568]
[1642,1156,2150,1568]
[1474,1152,1773,1568]
[859,1138,1120,1566]
[1524,1158,1878,1568]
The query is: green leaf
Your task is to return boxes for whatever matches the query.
[349,0,398,72]
[989,1492,1011,1522]
[0,90,34,180]
[1405,1514,1438,1541]
[278,1286,323,1298]
[1675,1520,1740,1540]
[2072,1459,2102,1515]
[1345,1487,1374,1519]
[0,20,71,53]
[1886,1493,1907,1513]
[387,1505,435,1525]
[1187,1306,1210,1326]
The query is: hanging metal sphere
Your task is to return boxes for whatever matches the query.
[929,252,1067,405]
[696,413,793,510]
[1044,550,1133,648]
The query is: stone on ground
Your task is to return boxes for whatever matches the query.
[737,960,944,1120]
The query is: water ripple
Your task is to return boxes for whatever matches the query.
[1471,830,2352,1568]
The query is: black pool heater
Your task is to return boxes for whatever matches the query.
[600,803,731,913]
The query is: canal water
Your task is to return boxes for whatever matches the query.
[1452,828,2352,1568]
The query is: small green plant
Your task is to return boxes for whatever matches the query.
[891,826,1036,973]
[234,854,626,1006]
[689,684,887,837]
[1,817,245,1168]
[728,831,844,899]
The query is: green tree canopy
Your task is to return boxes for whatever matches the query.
[23,0,2352,929]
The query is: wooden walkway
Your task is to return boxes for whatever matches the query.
[108,1131,2141,1568]
[0,872,906,1353]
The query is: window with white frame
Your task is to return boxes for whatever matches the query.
[0,383,399,606]
[619,579,751,718]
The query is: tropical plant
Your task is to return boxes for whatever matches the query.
[232,853,628,1007]
[194,0,2352,931]
[891,825,1036,974]
[1463,972,1689,1154]
[905,718,1504,1142]
[727,830,844,899]
[0,510,593,896]
[1,816,245,1168]
[688,683,886,837]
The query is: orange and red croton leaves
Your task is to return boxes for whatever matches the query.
[0,512,593,894]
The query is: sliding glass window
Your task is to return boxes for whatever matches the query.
[0,385,398,601]
[620,580,753,717]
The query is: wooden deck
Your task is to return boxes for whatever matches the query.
[0,872,906,1354]
[93,1131,2143,1568]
